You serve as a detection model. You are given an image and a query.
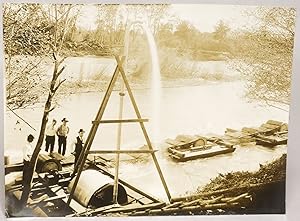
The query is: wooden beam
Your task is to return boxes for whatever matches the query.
[29,195,67,205]
[131,202,239,216]
[115,55,172,202]
[102,202,166,214]
[67,59,123,205]
[93,119,149,124]
[89,150,158,154]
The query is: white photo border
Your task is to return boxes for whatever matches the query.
[1,0,299,220]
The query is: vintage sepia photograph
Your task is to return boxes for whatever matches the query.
[3,2,296,218]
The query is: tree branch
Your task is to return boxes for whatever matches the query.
[53,79,66,93]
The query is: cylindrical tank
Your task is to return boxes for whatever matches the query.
[67,169,128,208]
[36,154,62,173]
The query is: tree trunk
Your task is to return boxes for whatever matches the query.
[20,99,52,206]
[20,60,59,207]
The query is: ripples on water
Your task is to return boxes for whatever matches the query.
[5,81,288,200]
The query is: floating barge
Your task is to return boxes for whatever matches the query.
[166,135,235,162]
[224,120,288,147]
[165,120,288,162]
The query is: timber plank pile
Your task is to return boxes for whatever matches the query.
[221,119,288,147]
[102,191,252,216]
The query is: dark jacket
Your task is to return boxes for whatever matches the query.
[74,136,84,159]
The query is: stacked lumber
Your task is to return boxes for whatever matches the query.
[221,120,288,147]
[126,191,251,216]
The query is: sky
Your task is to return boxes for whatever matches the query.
[76,4,260,32]
[170,4,259,32]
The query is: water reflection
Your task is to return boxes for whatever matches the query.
[5,82,288,200]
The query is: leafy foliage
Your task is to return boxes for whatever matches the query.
[232,7,296,107]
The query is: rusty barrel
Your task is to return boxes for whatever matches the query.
[36,154,62,173]
[67,169,128,208]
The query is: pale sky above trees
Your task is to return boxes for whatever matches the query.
[76,4,260,32]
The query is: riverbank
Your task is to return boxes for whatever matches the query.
[198,154,286,193]
[194,153,286,214]
[63,74,241,96]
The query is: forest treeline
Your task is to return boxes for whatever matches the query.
[4,4,232,60]
[3,3,296,111]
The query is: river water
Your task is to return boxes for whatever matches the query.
[5,79,288,200]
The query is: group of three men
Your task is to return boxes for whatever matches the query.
[23,118,85,176]
[45,117,76,156]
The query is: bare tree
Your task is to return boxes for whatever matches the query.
[232,7,296,110]
[9,4,81,207]
[3,3,52,110]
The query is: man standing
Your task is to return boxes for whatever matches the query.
[23,134,34,186]
[45,119,57,153]
[72,129,85,169]
[57,118,69,156]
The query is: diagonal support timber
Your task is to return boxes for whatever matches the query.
[67,58,124,205]
[89,150,158,154]
[93,119,149,124]
[67,55,172,206]
[115,55,172,201]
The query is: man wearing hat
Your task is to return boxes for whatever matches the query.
[56,118,70,156]
[72,129,85,168]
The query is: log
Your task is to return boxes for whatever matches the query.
[29,195,67,205]
[170,180,283,203]
[226,193,249,203]
[199,195,224,205]
[180,198,202,207]
[180,195,224,208]
[102,202,166,214]
[131,202,240,216]
[162,202,183,210]
[5,163,23,175]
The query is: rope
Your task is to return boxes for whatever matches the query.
[6,105,36,131]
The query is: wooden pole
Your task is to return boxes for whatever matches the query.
[113,64,126,204]
[67,60,123,205]
[89,150,157,154]
[96,119,149,123]
[115,55,172,202]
